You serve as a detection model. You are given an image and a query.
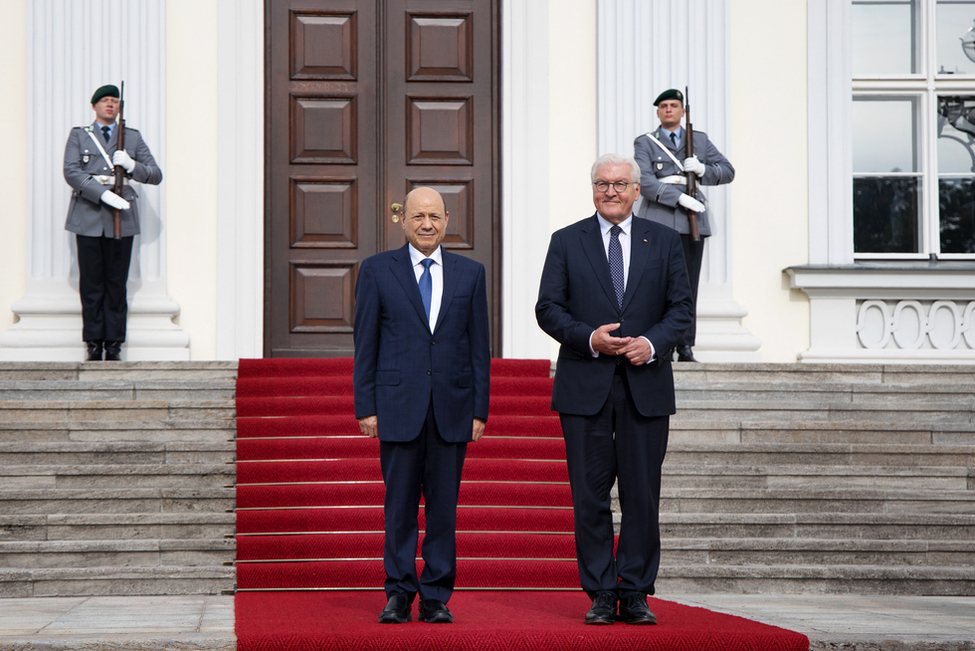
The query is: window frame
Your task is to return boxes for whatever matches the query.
[851,0,975,260]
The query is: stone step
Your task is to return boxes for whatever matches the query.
[0,513,235,543]
[664,442,975,467]
[674,400,975,422]
[0,399,235,422]
[0,441,234,466]
[669,420,975,447]
[660,464,972,490]
[659,488,975,515]
[655,563,975,596]
[656,512,975,541]
[675,380,975,404]
[673,363,975,386]
[0,361,238,382]
[0,379,236,402]
[661,537,975,567]
[0,419,235,444]
[0,565,236,598]
[0,488,234,514]
[0,464,235,490]
[0,539,235,569]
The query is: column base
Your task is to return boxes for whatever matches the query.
[691,284,762,362]
[0,282,190,362]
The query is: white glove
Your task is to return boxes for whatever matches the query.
[683,156,706,177]
[100,190,131,211]
[677,193,705,213]
[113,149,136,173]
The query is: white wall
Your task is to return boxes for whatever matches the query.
[166,0,220,360]
[0,1,28,335]
[729,0,810,361]
[548,0,598,234]
[546,0,598,360]
[502,0,598,359]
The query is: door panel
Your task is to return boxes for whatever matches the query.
[266,0,499,357]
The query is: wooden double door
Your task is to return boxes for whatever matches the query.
[265,0,501,357]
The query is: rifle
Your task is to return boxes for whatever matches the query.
[112,82,126,240]
[684,85,701,242]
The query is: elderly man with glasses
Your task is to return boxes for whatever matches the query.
[536,153,692,626]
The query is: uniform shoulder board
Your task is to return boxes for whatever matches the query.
[124,126,141,133]
[77,126,90,132]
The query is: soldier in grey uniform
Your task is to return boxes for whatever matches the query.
[634,88,734,362]
[63,84,163,361]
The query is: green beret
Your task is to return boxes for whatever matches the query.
[653,88,684,106]
[91,84,120,104]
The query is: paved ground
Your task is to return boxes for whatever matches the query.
[0,594,973,650]
[672,594,975,650]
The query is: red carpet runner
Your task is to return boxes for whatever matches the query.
[234,358,808,651]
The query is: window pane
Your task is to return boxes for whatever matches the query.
[937,97,975,172]
[853,99,917,173]
[854,177,921,253]
[937,1,975,75]
[940,178,975,252]
[853,2,915,75]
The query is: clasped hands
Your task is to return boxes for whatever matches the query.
[591,322,652,366]
[358,415,486,441]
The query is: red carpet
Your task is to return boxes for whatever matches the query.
[234,358,808,651]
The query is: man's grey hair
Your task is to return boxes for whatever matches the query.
[590,153,641,184]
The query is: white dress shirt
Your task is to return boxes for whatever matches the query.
[408,243,444,333]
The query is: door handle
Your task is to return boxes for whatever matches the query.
[390,202,403,223]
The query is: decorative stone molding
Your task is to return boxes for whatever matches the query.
[787,264,975,363]
[857,299,975,351]
[596,0,760,361]
[0,0,188,361]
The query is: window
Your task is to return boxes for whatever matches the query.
[852,0,975,257]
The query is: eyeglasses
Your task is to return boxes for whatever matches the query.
[593,180,633,193]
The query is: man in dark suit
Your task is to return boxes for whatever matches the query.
[634,88,734,362]
[536,154,693,625]
[353,186,490,625]
[63,84,163,361]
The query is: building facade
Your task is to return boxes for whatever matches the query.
[0,0,972,364]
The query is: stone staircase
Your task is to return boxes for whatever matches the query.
[1,360,972,598]
[0,362,237,597]
[655,363,975,595]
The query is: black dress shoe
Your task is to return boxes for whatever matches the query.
[85,341,103,361]
[104,341,122,361]
[418,599,453,623]
[585,591,618,625]
[676,345,698,362]
[618,594,657,625]
[378,593,412,623]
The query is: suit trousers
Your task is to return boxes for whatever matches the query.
[76,234,134,343]
[680,234,705,347]
[379,401,467,603]
[560,369,669,599]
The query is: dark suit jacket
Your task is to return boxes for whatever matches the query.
[353,244,490,443]
[535,215,693,417]
[633,128,734,237]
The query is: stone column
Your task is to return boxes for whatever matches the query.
[0,0,188,361]
[596,0,760,361]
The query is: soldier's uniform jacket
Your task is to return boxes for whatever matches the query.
[63,122,163,238]
[633,128,734,237]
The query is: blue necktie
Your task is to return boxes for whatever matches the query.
[102,126,111,142]
[419,258,434,323]
[609,225,625,309]
[670,131,677,147]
